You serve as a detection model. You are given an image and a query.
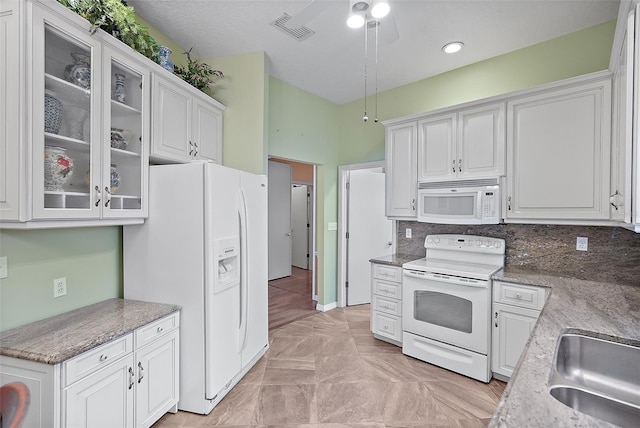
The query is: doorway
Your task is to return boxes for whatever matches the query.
[267,157,318,328]
[338,161,394,307]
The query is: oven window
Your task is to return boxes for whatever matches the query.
[422,194,475,216]
[414,291,472,333]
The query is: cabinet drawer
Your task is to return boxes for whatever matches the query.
[373,295,401,316]
[63,333,133,386]
[372,264,402,283]
[372,311,402,342]
[373,279,402,299]
[493,281,546,310]
[135,312,180,348]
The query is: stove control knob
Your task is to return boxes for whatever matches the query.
[426,237,433,244]
[434,237,440,244]
[485,240,491,247]
[475,240,482,246]
[495,241,501,248]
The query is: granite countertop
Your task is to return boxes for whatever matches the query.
[0,298,180,364]
[369,253,422,267]
[489,268,640,427]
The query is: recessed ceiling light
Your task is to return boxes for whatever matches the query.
[442,42,464,54]
[347,12,365,28]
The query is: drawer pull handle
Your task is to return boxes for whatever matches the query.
[157,327,164,333]
[494,312,498,327]
[138,361,144,384]
[99,354,108,362]
[128,367,135,390]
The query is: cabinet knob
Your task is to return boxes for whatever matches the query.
[157,326,164,333]
[99,354,108,362]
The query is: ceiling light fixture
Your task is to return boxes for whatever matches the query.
[371,0,390,19]
[347,12,365,29]
[442,41,464,54]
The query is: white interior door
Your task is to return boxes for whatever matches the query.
[291,185,309,269]
[347,168,393,305]
[268,161,292,280]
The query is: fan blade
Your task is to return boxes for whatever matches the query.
[376,14,399,44]
[287,0,331,28]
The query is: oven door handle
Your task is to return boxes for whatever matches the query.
[404,270,488,288]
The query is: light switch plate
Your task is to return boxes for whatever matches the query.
[576,237,588,252]
[406,228,412,238]
[328,222,338,231]
[0,256,7,279]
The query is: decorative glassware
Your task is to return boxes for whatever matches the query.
[64,52,91,89]
[110,164,121,194]
[110,128,132,150]
[44,146,74,191]
[114,73,126,103]
[44,90,63,134]
[158,46,174,73]
[63,103,89,141]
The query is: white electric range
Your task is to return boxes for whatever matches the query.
[402,234,505,382]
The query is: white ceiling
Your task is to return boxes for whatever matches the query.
[127,0,620,105]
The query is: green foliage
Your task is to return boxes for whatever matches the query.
[58,0,160,62]
[173,48,224,92]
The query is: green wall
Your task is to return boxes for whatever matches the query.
[0,228,122,330]
[268,78,340,304]
[203,52,269,175]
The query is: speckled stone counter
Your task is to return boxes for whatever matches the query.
[369,253,421,267]
[489,269,640,427]
[0,298,180,364]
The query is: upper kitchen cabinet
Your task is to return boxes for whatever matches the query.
[609,8,634,223]
[150,72,225,164]
[0,0,149,228]
[417,102,505,182]
[385,122,417,218]
[505,73,612,221]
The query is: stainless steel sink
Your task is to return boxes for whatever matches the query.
[549,332,640,427]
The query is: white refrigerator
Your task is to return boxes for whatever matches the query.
[123,161,269,414]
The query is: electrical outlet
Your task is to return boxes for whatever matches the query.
[53,277,67,298]
[576,237,588,252]
[406,228,412,238]
[0,256,7,279]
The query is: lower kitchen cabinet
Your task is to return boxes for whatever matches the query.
[491,281,546,379]
[370,263,403,345]
[0,312,179,428]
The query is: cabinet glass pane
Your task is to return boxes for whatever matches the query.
[42,25,93,210]
[107,59,143,212]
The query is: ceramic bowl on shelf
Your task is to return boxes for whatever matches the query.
[110,128,132,150]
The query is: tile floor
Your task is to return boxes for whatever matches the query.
[268,267,318,329]
[153,304,507,428]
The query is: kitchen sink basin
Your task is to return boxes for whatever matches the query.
[549,386,640,428]
[549,332,640,427]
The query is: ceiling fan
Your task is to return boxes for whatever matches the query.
[285,0,399,44]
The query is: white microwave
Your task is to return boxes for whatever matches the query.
[417,178,501,225]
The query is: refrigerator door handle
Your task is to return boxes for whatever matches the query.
[238,188,250,352]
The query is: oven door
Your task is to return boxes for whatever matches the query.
[402,269,490,354]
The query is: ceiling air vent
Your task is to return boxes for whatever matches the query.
[270,13,315,41]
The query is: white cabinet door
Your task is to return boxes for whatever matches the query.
[32,5,103,220]
[491,302,540,378]
[0,2,21,220]
[150,73,192,163]
[64,355,135,428]
[385,123,417,218]
[506,78,611,220]
[193,93,223,163]
[458,103,505,179]
[135,330,179,428]
[417,114,456,181]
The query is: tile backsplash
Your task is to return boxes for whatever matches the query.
[397,222,640,286]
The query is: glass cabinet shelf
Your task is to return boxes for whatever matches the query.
[45,73,90,108]
[111,99,141,115]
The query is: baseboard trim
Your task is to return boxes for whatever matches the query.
[316,301,337,312]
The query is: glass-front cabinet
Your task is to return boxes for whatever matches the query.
[28,3,148,223]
